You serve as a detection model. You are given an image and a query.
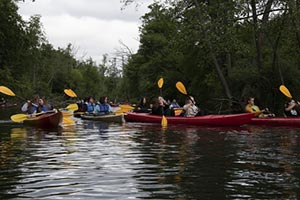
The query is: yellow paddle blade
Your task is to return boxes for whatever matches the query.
[0,86,16,96]
[69,89,77,97]
[115,105,135,114]
[65,103,78,111]
[63,117,75,125]
[62,111,73,117]
[174,108,183,116]
[64,89,77,98]
[60,111,75,125]
[10,114,29,123]
[161,115,168,127]
[158,77,164,89]
[114,109,123,114]
[279,85,292,98]
[114,108,128,114]
[176,82,187,95]
[119,104,135,110]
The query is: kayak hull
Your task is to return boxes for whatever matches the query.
[250,117,300,127]
[81,113,125,123]
[23,112,63,128]
[124,112,254,126]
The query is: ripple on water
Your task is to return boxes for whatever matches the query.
[1,121,300,199]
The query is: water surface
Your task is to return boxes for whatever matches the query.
[1,110,300,199]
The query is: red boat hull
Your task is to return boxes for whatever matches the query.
[250,117,300,127]
[124,112,254,126]
[23,112,63,129]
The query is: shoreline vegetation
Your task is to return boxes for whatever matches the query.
[1,1,300,116]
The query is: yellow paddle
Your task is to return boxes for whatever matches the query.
[119,104,135,110]
[11,111,75,125]
[65,103,78,111]
[0,85,27,101]
[174,107,183,116]
[10,111,54,123]
[64,89,77,98]
[279,85,292,98]
[157,77,167,127]
[161,113,167,127]
[0,86,16,96]
[176,81,195,104]
[62,117,75,125]
[158,78,164,91]
[11,113,31,123]
[62,89,78,124]
[11,104,78,123]
[61,111,75,125]
[176,81,188,95]
[60,104,78,125]
[114,104,135,114]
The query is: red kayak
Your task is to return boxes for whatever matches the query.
[124,112,254,126]
[23,112,63,129]
[250,117,300,127]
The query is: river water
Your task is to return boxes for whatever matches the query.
[1,108,300,199]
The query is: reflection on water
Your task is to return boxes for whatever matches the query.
[0,117,300,199]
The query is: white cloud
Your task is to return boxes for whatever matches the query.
[17,0,152,64]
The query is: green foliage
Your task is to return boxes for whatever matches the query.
[3,0,300,115]
[122,0,300,114]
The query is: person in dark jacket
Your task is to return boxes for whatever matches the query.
[134,97,151,113]
[284,99,300,117]
[151,96,174,116]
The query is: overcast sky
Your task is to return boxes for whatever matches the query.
[18,0,152,64]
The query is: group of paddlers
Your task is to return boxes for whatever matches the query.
[131,96,204,117]
[245,97,300,117]
[21,96,53,114]
[20,92,300,118]
[134,95,300,118]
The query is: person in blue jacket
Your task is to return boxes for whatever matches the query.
[95,96,112,115]
[21,96,39,114]
[86,96,96,114]
[36,98,50,113]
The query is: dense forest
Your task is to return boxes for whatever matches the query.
[2,0,300,115]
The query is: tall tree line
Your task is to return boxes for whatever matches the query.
[0,0,125,105]
[2,0,300,114]
[123,0,300,114]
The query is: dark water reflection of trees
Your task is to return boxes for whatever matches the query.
[130,126,300,199]
[1,115,300,199]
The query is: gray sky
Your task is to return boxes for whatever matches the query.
[18,0,152,64]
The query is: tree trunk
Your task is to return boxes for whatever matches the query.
[250,0,263,71]
[250,0,274,71]
[290,0,300,49]
[192,0,232,100]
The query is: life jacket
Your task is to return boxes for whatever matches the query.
[28,106,37,114]
[245,104,261,117]
[86,103,95,113]
[38,105,49,113]
[95,103,110,114]
[251,105,261,112]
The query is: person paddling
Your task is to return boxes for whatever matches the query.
[21,96,39,114]
[134,97,151,113]
[86,96,96,114]
[36,98,51,113]
[151,96,173,116]
[181,96,201,117]
[245,97,275,117]
[94,96,112,115]
[284,99,300,117]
